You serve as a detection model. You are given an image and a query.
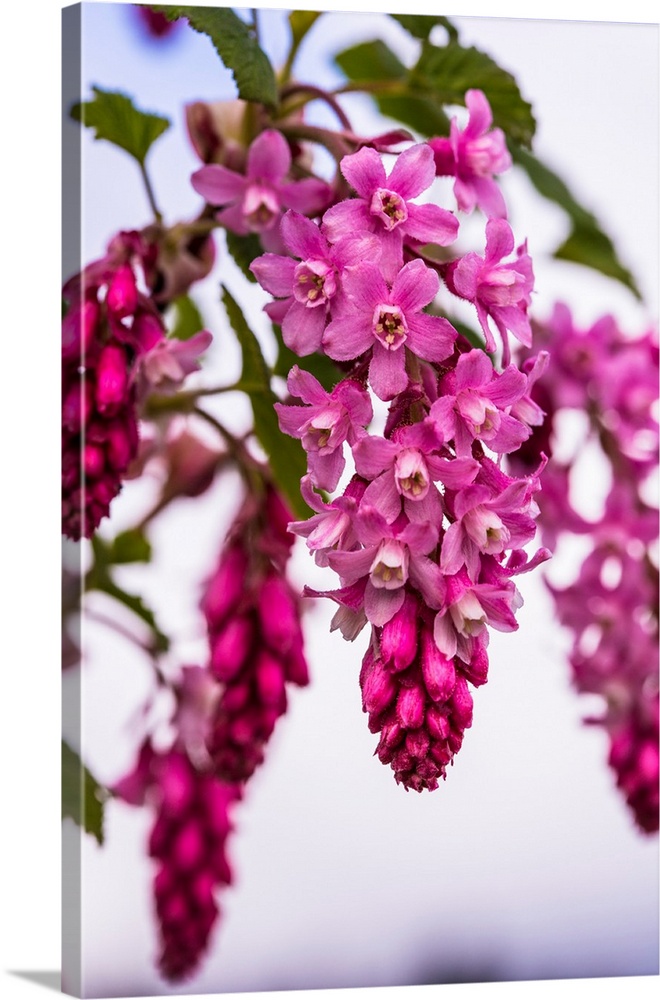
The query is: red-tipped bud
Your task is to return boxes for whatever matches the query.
[96,343,129,413]
[421,630,456,703]
[396,684,426,730]
[380,592,418,670]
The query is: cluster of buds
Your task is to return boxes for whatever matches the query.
[113,725,241,982]
[201,484,310,783]
[512,304,659,833]
[61,230,211,539]
[246,91,549,791]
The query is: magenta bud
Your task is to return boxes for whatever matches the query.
[210,616,252,681]
[106,264,138,318]
[221,682,250,713]
[201,544,247,627]
[380,592,419,670]
[362,657,396,715]
[158,753,195,813]
[284,632,310,686]
[62,298,99,362]
[258,575,298,653]
[105,420,136,471]
[426,705,450,741]
[172,821,204,871]
[406,729,430,759]
[132,310,165,351]
[255,650,286,707]
[96,343,129,413]
[461,643,489,687]
[449,674,474,729]
[83,443,105,479]
[421,630,456,703]
[62,380,93,432]
[396,684,426,730]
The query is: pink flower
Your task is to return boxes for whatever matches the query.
[447,218,534,363]
[289,474,365,566]
[191,129,331,250]
[352,418,479,524]
[323,258,457,400]
[430,348,530,457]
[322,142,458,280]
[326,507,442,627]
[429,89,511,218]
[137,329,213,395]
[274,367,372,491]
[250,211,380,355]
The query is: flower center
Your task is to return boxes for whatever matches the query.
[456,389,499,437]
[369,539,409,590]
[293,260,337,308]
[301,403,345,454]
[450,591,487,637]
[370,188,408,232]
[394,448,430,500]
[373,304,408,351]
[242,184,280,231]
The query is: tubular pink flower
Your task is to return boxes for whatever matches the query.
[323,258,456,400]
[429,89,511,218]
[191,129,331,250]
[322,142,458,280]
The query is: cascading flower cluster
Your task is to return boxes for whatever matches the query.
[113,667,241,982]
[201,484,310,784]
[250,93,550,791]
[511,303,659,833]
[61,230,211,540]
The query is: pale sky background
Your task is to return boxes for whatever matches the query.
[1,2,659,1000]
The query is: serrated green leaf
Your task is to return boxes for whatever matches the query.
[377,94,450,137]
[415,43,535,147]
[109,529,152,564]
[221,286,309,518]
[150,5,278,108]
[62,740,105,846]
[272,325,343,393]
[390,14,458,42]
[510,143,641,299]
[70,86,170,165]
[169,293,206,341]
[225,230,263,284]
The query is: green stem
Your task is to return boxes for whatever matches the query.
[278,83,353,131]
[139,160,163,225]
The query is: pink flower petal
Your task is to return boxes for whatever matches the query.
[369,342,408,401]
[392,258,439,314]
[247,129,291,183]
[191,164,246,205]
[406,313,456,363]
[250,254,296,296]
[280,211,328,260]
[282,300,326,355]
[388,143,435,200]
[405,202,458,246]
[341,146,386,198]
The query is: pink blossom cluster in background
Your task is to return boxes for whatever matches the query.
[247,96,549,791]
[61,230,211,540]
[511,304,659,833]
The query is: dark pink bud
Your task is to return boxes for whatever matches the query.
[201,544,247,627]
[159,753,195,812]
[426,705,450,741]
[362,656,396,715]
[255,650,286,706]
[461,643,489,687]
[421,630,456,703]
[62,380,93,432]
[132,310,166,352]
[284,631,310,686]
[210,617,252,681]
[258,575,298,653]
[396,685,426,730]
[221,682,250,713]
[106,419,137,471]
[106,264,138,318]
[380,593,418,670]
[112,740,155,805]
[62,298,99,361]
[83,443,105,479]
[172,821,204,870]
[406,729,430,759]
[449,674,474,729]
[96,344,129,413]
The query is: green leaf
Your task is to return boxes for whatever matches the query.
[149,6,278,108]
[289,10,322,48]
[272,325,344,394]
[377,94,450,138]
[169,293,206,341]
[335,38,407,83]
[108,529,152,564]
[70,86,170,166]
[510,143,641,298]
[221,286,309,518]
[390,14,458,43]
[62,740,105,846]
[224,230,263,284]
[415,43,536,147]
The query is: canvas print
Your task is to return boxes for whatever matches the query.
[61,4,659,998]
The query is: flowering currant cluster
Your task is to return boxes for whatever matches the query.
[511,304,659,833]
[113,673,241,983]
[201,483,310,783]
[241,91,550,791]
[61,229,211,539]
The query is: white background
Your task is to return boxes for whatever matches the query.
[1,1,659,1000]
